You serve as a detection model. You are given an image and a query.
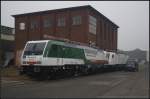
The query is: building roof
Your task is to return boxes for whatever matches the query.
[12,5,119,28]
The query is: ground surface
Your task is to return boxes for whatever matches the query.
[1,64,149,98]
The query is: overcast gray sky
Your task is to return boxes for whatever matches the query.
[1,1,149,51]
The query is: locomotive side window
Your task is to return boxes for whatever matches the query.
[51,45,58,57]
[46,44,84,59]
[48,44,63,57]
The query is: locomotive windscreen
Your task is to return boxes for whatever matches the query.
[23,42,46,56]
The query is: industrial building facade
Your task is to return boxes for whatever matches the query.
[13,5,119,66]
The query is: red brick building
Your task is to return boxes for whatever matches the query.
[12,5,119,66]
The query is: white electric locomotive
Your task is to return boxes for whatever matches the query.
[20,39,128,77]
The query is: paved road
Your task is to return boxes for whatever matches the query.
[1,64,149,98]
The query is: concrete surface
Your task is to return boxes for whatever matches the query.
[1,64,149,98]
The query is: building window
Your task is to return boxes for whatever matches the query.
[72,16,81,25]
[89,15,97,34]
[57,17,65,27]
[19,22,25,30]
[43,18,52,28]
[31,20,38,29]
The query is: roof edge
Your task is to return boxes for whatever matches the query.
[12,5,119,28]
[12,5,91,17]
[87,6,119,28]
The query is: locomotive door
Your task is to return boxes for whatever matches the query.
[49,44,63,66]
[56,45,63,65]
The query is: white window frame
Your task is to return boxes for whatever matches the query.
[89,15,97,34]
[19,22,25,30]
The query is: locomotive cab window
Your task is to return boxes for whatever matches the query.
[23,42,46,56]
